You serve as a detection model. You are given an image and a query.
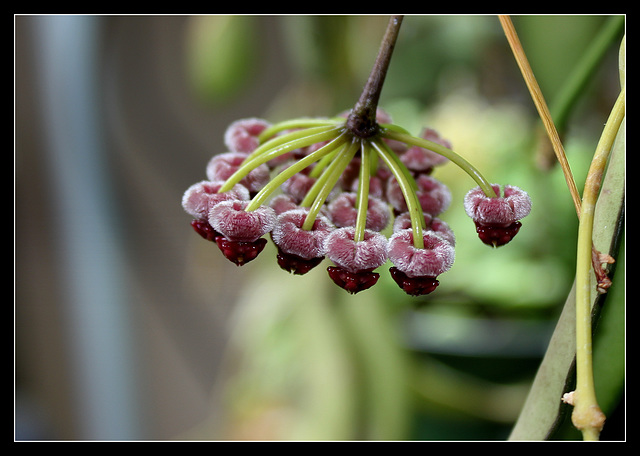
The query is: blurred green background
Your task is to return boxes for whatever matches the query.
[15,15,624,441]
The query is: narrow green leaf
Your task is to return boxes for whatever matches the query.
[508,110,625,441]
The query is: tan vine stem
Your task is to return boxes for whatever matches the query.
[498,15,582,217]
[500,15,626,441]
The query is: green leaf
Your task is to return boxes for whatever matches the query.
[508,110,625,441]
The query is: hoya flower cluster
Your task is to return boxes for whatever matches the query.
[182,111,531,296]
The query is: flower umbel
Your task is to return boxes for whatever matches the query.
[181,16,531,296]
[182,111,532,296]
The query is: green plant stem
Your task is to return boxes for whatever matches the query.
[299,141,349,209]
[257,118,341,142]
[302,139,360,231]
[381,129,497,198]
[218,125,344,194]
[371,138,425,249]
[244,131,349,211]
[572,86,624,441]
[247,123,340,161]
[354,140,372,243]
[308,146,342,179]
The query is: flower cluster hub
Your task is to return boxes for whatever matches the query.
[182,111,531,296]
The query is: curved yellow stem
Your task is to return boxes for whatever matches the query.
[371,139,425,249]
[572,86,624,441]
[354,140,372,243]
[382,128,497,198]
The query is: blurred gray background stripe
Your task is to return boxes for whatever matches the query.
[31,15,142,440]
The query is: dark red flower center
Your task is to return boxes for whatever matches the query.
[191,219,221,242]
[389,267,439,296]
[327,266,380,294]
[474,221,521,247]
[215,237,267,266]
[276,249,324,275]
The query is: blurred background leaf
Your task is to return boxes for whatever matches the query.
[185,16,258,106]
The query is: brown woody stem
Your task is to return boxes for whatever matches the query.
[346,15,404,138]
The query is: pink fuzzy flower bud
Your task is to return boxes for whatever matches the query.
[326,192,391,232]
[208,200,276,242]
[387,230,455,296]
[387,230,455,278]
[208,200,276,266]
[272,209,333,259]
[269,194,300,215]
[387,174,452,216]
[281,170,317,203]
[464,184,531,247]
[324,227,388,294]
[393,212,455,246]
[271,209,334,275]
[181,180,250,220]
[325,227,388,273]
[206,152,270,194]
[400,128,451,173]
[353,176,385,199]
[224,118,271,154]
